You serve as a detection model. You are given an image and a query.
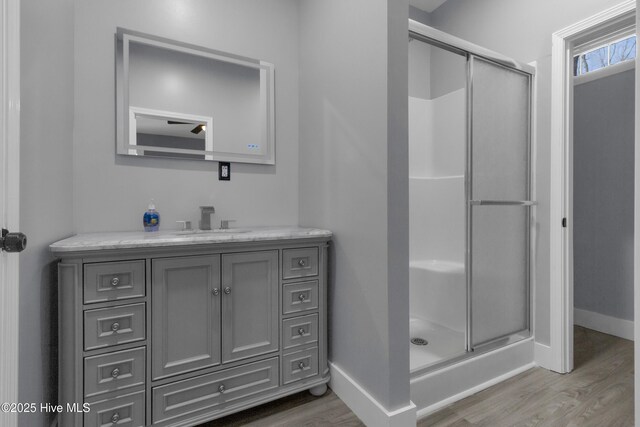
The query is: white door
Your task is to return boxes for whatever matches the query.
[0,0,21,425]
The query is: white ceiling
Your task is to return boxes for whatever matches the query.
[409,0,449,13]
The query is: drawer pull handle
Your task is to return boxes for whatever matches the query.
[111,277,120,287]
[111,412,120,423]
[111,322,120,332]
[224,287,231,295]
[298,328,305,336]
[298,361,306,370]
[212,288,220,296]
[218,384,226,393]
[298,259,306,267]
[111,368,120,379]
[298,293,306,302]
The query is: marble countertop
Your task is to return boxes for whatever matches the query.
[50,226,332,254]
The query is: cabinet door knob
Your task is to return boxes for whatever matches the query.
[224,287,231,295]
[298,293,306,302]
[111,277,120,287]
[218,384,225,393]
[111,322,120,332]
[298,328,305,336]
[111,412,120,423]
[298,361,305,370]
[111,368,120,379]
[298,259,306,267]
[212,288,220,296]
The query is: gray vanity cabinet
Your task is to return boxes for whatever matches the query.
[221,251,279,363]
[52,228,330,427]
[152,255,221,380]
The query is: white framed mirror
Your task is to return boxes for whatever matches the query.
[116,28,275,164]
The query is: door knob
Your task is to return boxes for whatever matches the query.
[0,229,26,252]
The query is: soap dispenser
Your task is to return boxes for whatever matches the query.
[143,199,160,232]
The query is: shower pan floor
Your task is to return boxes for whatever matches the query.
[410,317,465,372]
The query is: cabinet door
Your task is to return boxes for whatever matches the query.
[152,255,221,380]
[221,251,279,363]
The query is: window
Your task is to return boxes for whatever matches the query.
[573,35,636,76]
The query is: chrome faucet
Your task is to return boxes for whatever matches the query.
[199,206,216,230]
[220,219,236,230]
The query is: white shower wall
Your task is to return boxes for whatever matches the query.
[409,90,466,179]
[409,87,466,340]
[409,89,465,263]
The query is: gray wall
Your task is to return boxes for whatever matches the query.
[74,0,300,233]
[409,5,431,25]
[298,0,410,411]
[19,0,75,425]
[574,69,635,321]
[430,0,626,345]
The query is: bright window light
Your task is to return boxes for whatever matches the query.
[573,35,636,77]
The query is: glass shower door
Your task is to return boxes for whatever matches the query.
[468,55,533,349]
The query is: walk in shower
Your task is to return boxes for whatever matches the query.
[408,21,535,375]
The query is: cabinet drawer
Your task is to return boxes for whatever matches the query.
[283,280,319,315]
[84,347,145,399]
[282,313,318,350]
[152,357,279,425]
[84,260,145,304]
[282,247,318,280]
[84,303,146,351]
[282,347,319,385]
[84,390,145,427]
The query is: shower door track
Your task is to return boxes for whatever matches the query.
[409,20,536,377]
[409,21,536,75]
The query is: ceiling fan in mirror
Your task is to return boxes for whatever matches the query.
[167,120,206,135]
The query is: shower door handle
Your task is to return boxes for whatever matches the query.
[469,200,536,206]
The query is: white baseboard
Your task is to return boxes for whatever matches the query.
[534,341,555,370]
[328,362,417,427]
[574,308,634,341]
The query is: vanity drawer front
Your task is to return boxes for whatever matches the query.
[282,347,319,385]
[282,313,318,350]
[84,303,146,351]
[282,247,318,279]
[152,357,279,425]
[282,280,319,315]
[84,390,145,427]
[84,260,145,304]
[84,347,145,399]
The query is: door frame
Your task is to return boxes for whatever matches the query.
[549,0,635,374]
[0,0,20,422]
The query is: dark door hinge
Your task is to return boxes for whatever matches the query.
[562,218,567,228]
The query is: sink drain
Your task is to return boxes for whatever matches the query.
[411,337,428,346]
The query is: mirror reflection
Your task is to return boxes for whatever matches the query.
[116,28,275,164]
[132,111,211,160]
